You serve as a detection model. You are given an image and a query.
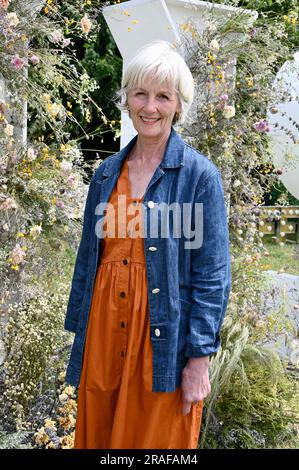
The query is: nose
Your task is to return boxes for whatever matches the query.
[142,96,158,114]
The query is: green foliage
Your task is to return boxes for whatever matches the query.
[199,239,298,449]
[80,14,123,125]
[267,180,299,206]
[205,346,298,448]
[260,240,299,275]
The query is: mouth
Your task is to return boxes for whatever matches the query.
[140,116,161,124]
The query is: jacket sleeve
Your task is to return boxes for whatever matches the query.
[184,169,231,358]
[64,175,96,333]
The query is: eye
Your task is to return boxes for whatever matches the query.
[159,94,169,100]
[136,92,145,96]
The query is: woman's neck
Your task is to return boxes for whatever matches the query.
[128,130,171,165]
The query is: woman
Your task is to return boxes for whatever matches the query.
[64,40,231,449]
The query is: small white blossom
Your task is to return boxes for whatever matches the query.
[27,147,37,161]
[4,124,14,137]
[209,39,220,54]
[60,159,72,174]
[6,12,19,27]
[223,105,236,119]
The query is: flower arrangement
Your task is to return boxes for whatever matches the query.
[0,0,298,450]
[0,0,110,438]
[176,4,299,448]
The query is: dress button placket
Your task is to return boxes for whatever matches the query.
[119,218,132,368]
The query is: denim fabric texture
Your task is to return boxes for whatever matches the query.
[64,127,231,392]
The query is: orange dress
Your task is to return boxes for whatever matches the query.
[73,158,203,449]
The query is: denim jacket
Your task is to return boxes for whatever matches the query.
[64,127,231,392]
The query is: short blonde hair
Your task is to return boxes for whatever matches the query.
[115,40,194,125]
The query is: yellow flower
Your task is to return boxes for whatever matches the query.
[59,399,77,414]
[44,419,57,430]
[123,10,131,17]
[63,385,75,396]
[34,427,49,445]
[58,371,66,382]
[85,109,92,122]
[44,6,49,14]
[46,102,62,119]
[132,20,138,24]
[60,143,71,153]
[59,414,76,430]
[46,441,57,449]
[60,434,74,449]
[207,51,216,63]
[127,27,132,32]
[47,0,53,4]
[17,232,25,238]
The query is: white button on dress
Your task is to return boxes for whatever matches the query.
[152,288,160,294]
[147,201,155,208]
[154,328,161,337]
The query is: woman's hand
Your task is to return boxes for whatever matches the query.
[181,356,211,416]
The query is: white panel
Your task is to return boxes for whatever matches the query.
[103,0,257,149]
[268,51,299,200]
[103,0,179,63]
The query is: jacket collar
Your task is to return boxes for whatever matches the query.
[100,127,186,179]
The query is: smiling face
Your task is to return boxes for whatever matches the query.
[127,75,181,141]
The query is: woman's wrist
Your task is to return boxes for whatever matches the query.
[186,356,210,370]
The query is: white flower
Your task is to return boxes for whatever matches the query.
[233,180,241,188]
[9,244,26,265]
[63,385,75,396]
[6,12,19,27]
[4,124,14,137]
[49,102,62,118]
[66,174,76,187]
[0,197,17,210]
[209,39,220,54]
[44,419,57,431]
[223,105,236,119]
[27,147,37,161]
[59,393,68,403]
[80,15,92,34]
[29,225,42,239]
[48,29,63,44]
[60,159,72,174]
[206,22,217,33]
